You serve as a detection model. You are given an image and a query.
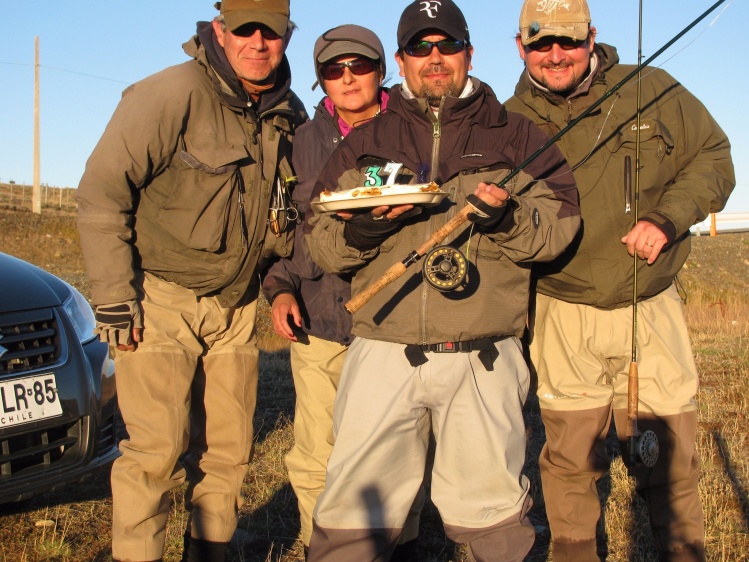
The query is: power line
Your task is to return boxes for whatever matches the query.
[0,60,130,85]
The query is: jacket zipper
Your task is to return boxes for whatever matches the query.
[237,171,248,249]
[421,104,443,345]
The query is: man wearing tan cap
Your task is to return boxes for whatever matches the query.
[506,1,734,561]
[76,1,306,561]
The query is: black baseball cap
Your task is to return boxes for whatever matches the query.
[397,0,470,49]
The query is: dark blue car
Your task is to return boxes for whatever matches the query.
[0,252,119,503]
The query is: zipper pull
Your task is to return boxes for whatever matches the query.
[237,173,248,248]
[624,156,632,215]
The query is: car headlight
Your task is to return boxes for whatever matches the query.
[61,282,97,344]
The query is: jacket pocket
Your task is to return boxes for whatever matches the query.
[158,140,251,252]
[611,118,674,160]
[609,118,676,209]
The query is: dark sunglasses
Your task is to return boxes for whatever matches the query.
[403,39,467,57]
[320,57,378,81]
[527,36,587,53]
[232,23,281,40]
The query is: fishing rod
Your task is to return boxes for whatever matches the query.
[345,0,728,314]
[627,0,659,473]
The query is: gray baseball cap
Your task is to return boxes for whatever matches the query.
[312,25,386,91]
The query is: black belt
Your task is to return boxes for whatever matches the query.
[404,337,504,371]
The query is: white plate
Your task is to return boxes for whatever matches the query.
[0,373,63,428]
[311,191,448,212]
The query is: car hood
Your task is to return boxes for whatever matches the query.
[0,253,69,313]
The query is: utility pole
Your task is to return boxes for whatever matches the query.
[32,36,41,214]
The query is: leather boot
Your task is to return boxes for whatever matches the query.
[182,535,229,562]
[658,542,706,562]
[551,539,600,562]
[391,538,418,562]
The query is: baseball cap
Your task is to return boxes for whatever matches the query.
[397,0,470,49]
[313,25,386,91]
[519,0,590,46]
[214,0,290,37]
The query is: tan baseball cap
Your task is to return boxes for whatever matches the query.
[214,0,290,36]
[519,0,590,46]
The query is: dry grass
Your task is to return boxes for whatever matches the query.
[0,206,747,561]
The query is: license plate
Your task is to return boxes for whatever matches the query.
[0,374,63,428]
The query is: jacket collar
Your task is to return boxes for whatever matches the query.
[389,77,507,130]
[184,21,294,114]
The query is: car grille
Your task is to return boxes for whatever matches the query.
[97,411,118,453]
[0,417,82,477]
[0,308,60,375]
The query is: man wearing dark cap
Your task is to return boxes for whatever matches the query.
[76,1,306,561]
[505,1,734,561]
[304,1,581,560]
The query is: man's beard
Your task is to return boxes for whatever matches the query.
[414,65,461,106]
[537,62,578,95]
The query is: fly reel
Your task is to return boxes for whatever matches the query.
[422,246,467,291]
[630,429,659,469]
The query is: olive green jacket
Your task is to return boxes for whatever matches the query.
[505,44,735,309]
[77,23,307,307]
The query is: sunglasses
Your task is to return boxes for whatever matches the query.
[402,39,467,57]
[320,57,378,81]
[232,23,281,40]
[527,36,587,52]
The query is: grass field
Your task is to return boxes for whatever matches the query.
[0,203,747,562]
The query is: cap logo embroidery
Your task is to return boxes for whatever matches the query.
[420,1,442,18]
[536,0,572,15]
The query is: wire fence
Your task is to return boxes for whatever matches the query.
[2,181,747,235]
[0,182,77,212]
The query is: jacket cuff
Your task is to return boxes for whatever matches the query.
[640,212,676,245]
[269,289,296,303]
[262,275,296,303]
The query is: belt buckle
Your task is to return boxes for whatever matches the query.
[438,342,458,352]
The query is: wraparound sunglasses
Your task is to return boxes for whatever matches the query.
[402,39,467,57]
[320,57,378,81]
[527,36,588,52]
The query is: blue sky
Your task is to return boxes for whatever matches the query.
[1,1,744,213]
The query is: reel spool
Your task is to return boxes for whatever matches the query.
[634,429,659,468]
[629,429,659,469]
[422,246,468,291]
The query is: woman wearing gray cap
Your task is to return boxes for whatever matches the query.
[262,24,420,560]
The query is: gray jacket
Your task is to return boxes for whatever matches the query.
[262,98,358,345]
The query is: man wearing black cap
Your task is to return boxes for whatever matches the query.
[506,1,734,561]
[303,1,581,560]
[76,1,306,561]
